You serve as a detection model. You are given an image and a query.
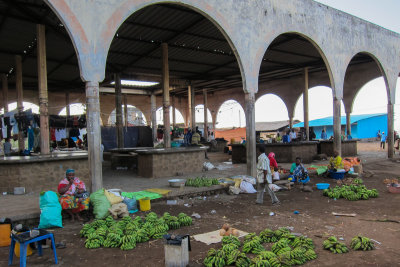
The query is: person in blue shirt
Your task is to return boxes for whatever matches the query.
[380,132,386,149]
[321,129,327,140]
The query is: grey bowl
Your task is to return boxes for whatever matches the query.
[169,179,186,188]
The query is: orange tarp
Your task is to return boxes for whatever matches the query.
[215,127,246,143]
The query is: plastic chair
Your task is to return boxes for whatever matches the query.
[8,230,58,267]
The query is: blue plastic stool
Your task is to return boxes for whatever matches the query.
[8,230,58,267]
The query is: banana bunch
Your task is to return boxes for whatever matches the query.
[251,255,270,267]
[80,224,95,238]
[259,228,277,243]
[166,216,181,230]
[103,232,122,248]
[136,228,150,243]
[235,252,251,267]
[304,249,317,261]
[267,257,281,267]
[271,238,290,255]
[145,212,159,224]
[222,235,241,248]
[84,233,104,249]
[151,223,169,239]
[133,215,144,227]
[105,215,116,227]
[342,191,360,201]
[212,178,220,185]
[124,222,139,235]
[178,213,193,226]
[226,249,241,265]
[350,236,375,251]
[353,178,363,184]
[91,219,107,229]
[243,236,264,254]
[95,226,107,237]
[120,234,136,250]
[323,236,349,254]
[185,177,216,187]
[324,184,378,201]
[289,247,307,265]
[367,189,379,198]
[203,248,226,267]
[291,236,315,249]
[108,225,124,236]
[244,233,257,242]
[275,246,291,256]
[273,228,290,239]
[258,251,277,260]
[222,243,239,254]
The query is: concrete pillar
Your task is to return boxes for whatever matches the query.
[203,89,208,140]
[387,103,394,158]
[150,94,157,142]
[333,97,341,155]
[303,68,309,141]
[114,73,124,148]
[65,92,70,116]
[15,55,24,151]
[190,86,196,132]
[289,116,293,129]
[123,94,128,127]
[37,24,50,154]
[187,85,192,128]
[85,81,102,192]
[172,95,176,128]
[162,43,171,148]
[1,74,8,113]
[346,112,351,136]
[245,92,256,177]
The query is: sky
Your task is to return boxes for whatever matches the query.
[215,0,400,130]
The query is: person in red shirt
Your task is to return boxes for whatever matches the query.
[268,152,280,181]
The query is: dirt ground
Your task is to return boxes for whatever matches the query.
[1,142,400,267]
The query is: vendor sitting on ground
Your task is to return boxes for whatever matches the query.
[289,157,309,183]
[329,150,344,171]
[268,152,280,181]
[58,169,89,221]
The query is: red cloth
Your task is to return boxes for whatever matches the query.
[268,156,278,169]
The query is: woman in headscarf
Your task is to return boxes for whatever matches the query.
[268,152,280,181]
[58,169,89,221]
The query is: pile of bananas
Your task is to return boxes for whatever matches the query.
[185,177,220,187]
[103,232,122,248]
[225,249,241,265]
[259,228,277,243]
[178,213,193,226]
[234,252,251,267]
[323,236,349,254]
[350,236,375,251]
[323,184,379,201]
[291,236,315,250]
[243,235,264,254]
[80,223,95,238]
[84,233,104,249]
[120,234,136,250]
[222,235,241,248]
[203,248,226,267]
[273,227,291,239]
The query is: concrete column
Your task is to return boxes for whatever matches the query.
[114,73,124,148]
[190,86,196,132]
[123,94,128,127]
[162,43,171,148]
[85,81,102,192]
[150,94,157,142]
[203,89,208,140]
[303,67,309,141]
[37,24,50,154]
[65,92,70,116]
[289,116,293,129]
[346,112,351,136]
[1,74,8,113]
[172,95,176,129]
[387,103,394,158]
[333,97,342,155]
[15,55,24,151]
[187,85,192,128]
[245,92,256,177]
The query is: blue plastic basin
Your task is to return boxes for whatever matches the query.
[316,183,330,190]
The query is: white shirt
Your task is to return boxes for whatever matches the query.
[289,131,297,140]
[257,153,272,184]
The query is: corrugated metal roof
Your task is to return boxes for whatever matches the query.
[293,113,387,127]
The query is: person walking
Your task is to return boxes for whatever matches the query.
[256,146,280,205]
[380,132,386,149]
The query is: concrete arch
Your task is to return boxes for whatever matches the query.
[108,105,148,126]
[216,99,245,128]
[156,106,185,126]
[194,104,213,123]
[255,93,289,122]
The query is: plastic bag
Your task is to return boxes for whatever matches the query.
[104,190,123,205]
[123,197,137,212]
[38,191,63,229]
[239,181,257,193]
[90,189,111,219]
[108,203,129,219]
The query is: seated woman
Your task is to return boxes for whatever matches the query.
[268,152,280,181]
[289,157,309,183]
[58,169,90,221]
[329,150,344,171]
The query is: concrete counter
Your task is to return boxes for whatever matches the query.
[318,140,358,156]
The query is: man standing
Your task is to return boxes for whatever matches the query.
[256,146,280,205]
[380,132,386,149]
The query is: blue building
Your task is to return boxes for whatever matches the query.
[293,113,387,139]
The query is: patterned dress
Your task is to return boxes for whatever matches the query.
[58,177,90,213]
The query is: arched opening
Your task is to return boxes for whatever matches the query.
[58,103,86,116]
[255,94,289,122]
[216,100,245,129]
[108,105,147,126]
[194,104,212,123]
[343,53,389,139]
[156,107,184,126]
[0,101,39,114]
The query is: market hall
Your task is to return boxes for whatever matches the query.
[0,0,399,194]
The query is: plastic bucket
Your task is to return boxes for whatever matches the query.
[0,224,11,247]
[14,241,33,257]
[139,197,151,211]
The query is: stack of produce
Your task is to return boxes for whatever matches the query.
[203,227,317,267]
[323,236,349,254]
[350,235,375,251]
[323,184,378,201]
[185,177,220,187]
[219,223,240,237]
[80,211,192,250]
